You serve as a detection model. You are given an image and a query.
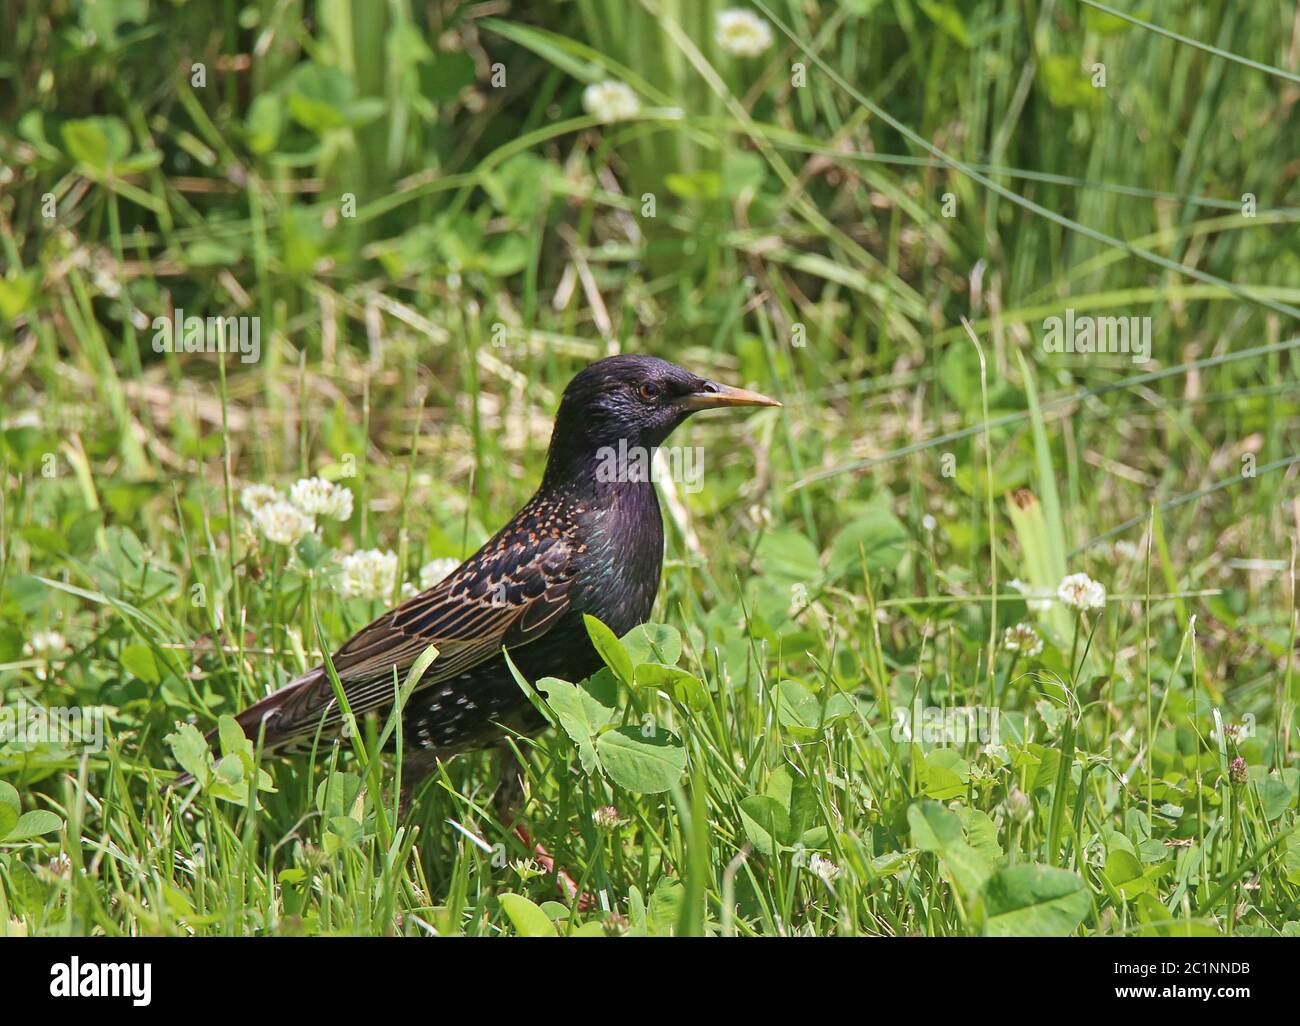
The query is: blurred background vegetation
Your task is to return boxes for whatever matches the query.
[5,0,1298,394]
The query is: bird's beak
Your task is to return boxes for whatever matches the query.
[682,381,782,411]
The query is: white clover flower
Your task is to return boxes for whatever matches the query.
[1111,540,1141,561]
[339,549,399,600]
[1008,578,1053,613]
[592,805,626,830]
[1002,622,1043,658]
[582,79,641,122]
[253,500,315,546]
[1057,572,1106,611]
[982,742,1009,764]
[1004,786,1033,824]
[807,852,840,883]
[240,484,281,515]
[25,630,67,656]
[401,582,419,600]
[419,557,459,591]
[289,476,353,522]
[921,514,937,532]
[6,410,41,430]
[716,8,774,57]
[91,268,122,299]
[512,858,545,881]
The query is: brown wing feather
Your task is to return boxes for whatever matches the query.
[253,528,577,747]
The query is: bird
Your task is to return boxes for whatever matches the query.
[207,354,780,799]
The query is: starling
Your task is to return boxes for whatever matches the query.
[215,355,779,790]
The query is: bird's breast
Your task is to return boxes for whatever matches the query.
[572,482,663,636]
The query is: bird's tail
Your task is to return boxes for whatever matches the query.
[165,667,325,789]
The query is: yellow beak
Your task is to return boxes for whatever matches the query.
[682,381,782,411]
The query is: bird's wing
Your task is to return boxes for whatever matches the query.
[243,530,577,746]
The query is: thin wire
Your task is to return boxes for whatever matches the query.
[1071,455,1300,555]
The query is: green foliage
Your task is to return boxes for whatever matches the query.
[0,782,63,843]
[527,621,689,794]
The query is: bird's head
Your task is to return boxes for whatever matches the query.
[543,354,780,486]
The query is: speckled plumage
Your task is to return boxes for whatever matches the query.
[222,355,777,776]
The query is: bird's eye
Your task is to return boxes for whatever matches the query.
[638,383,660,401]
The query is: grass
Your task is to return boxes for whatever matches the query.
[0,0,1298,936]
